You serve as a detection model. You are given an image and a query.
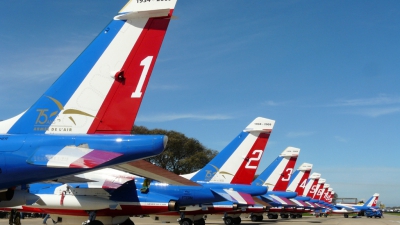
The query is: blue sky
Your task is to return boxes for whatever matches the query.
[1,1,400,206]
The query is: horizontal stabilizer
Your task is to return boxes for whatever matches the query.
[115,9,172,20]
[211,189,255,205]
[27,146,122,168]
[252,196,271,207]
[112,160,200,186]
[51,175,97,184]
[260,195,295,206]
[243,117,275,133]
[290,199,308,207]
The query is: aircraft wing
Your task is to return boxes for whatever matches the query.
[48,175,97,184]
[259,195,296,207]
[335,204,356,211]
[290,198,309,208]
[252,196,272,207]
[211,189,255,205]
[112,160,201,186]
[27,145,122,168]
[42,160,201,188]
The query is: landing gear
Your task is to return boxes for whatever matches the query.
[87,220,103,225]
[290,214,296,219]
[297,214,302,218]
[267,214,278,219]
[223,217,233,225]
[194,218,205,225]
[250,215,258,222]
[233,217,241,224]
[180,218,193,225]
[344,214,349,218]
[120,218,135,225]
[82,211,102,225]
[280,214,289,219]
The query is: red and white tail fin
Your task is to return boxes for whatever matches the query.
[365,193,379,207]
[303,172,320,197]
[1,0,177,135]
[252,147,300,191]
[286,162,312,193]
[182,117,275,185]
[328,190,334,203]
[323,187,333,203]
[312,178,326,199]
[317,183,329,200]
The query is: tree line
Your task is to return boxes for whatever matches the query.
[132,125,218,175]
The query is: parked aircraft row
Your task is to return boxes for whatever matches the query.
[0,1,380,225]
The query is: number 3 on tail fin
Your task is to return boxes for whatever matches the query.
[281,168,293,182]
[131,56,153,98]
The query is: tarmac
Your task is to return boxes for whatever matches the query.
[1,214,399,225]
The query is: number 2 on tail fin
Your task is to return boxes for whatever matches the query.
[245,150,263,169]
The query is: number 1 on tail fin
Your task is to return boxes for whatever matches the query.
[1,0,177,135]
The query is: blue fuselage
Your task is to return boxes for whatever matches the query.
[0,134,166,190]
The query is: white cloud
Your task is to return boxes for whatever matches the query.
[286,131,314,138]
[334,136,348,143]
[137,113,233,122]
[347,107,400,117]
[329,95,400,107]
[326,95,400,117]
[263,100,287,106]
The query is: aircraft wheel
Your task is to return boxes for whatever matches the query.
[267,214,274,219]
[89,220,104,225]
[181,218,193,225]
[297,214,302,218]
[256,215,263,221]
[273,214,278,219]
[344,214,348,218]
[233,217,241,224]
[290,214,296,219]
[224,217,233,225]
[250,215,258,222]
[194,218,205,225]
[120,218,135,225]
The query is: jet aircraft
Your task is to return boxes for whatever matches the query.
[334,193,380,218]
[0,117,275,225]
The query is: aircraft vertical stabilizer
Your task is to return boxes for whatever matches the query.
[182,117,275,185]
[364,193,379,207]
[286,162,312,193]
[1,0,177,135]
[302,173,320,197]
[252,147,300,191]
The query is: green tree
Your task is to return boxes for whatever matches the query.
[132,126,218,175]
